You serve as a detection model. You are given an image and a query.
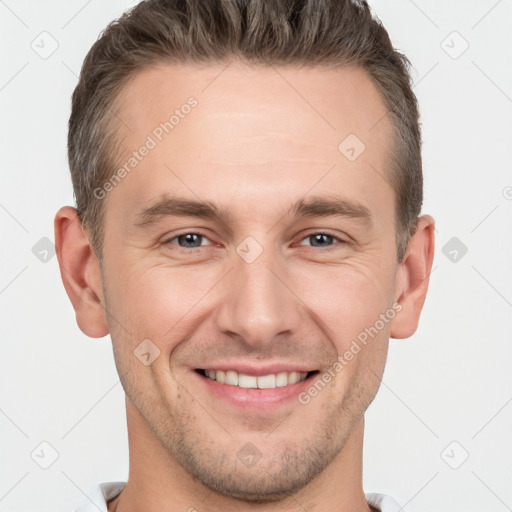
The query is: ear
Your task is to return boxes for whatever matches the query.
[390,215,435,339]
[54,206,109,338]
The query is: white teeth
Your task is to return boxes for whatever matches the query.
[239,374,257,388]
[288,371,300,385]
[257,374,276,389]
[275,372,288,387]
[203,369,310,388]
[225,370,238,386]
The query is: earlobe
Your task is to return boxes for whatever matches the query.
[390,215,435,340]
[54,206,109,338]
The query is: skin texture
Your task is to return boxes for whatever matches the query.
[55,60,435,512]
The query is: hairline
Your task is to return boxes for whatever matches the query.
[86,58,408,264]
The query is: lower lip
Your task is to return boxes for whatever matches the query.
[193,371,318,410]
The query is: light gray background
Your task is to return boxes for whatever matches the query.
[1,1,511,511]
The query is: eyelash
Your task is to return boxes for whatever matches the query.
[163,230,348,251]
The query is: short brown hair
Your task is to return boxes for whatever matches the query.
[68,0,422,263]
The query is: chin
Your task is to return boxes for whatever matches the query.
[171,438,342,503]
[188,467,317,502]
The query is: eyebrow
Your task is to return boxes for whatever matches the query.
[133,194,374,230]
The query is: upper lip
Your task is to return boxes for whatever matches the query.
[195,362,317,376]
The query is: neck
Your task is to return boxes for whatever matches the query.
[108,397,374,512]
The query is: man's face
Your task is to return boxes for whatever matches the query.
[99,61,401,499]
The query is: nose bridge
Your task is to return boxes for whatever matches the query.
[215,242,301,348]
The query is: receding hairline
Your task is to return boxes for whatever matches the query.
[104,58,395,181]
[92,58,398,260]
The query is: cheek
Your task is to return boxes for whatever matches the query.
[292,263,392,346]
[113,263,220,340]
[107,251,395,352]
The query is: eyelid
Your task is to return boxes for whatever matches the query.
[163,229,349,250]
[296,229,349,247]
[163,229,215,245]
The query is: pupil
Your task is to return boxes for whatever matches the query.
[180,233,201,248]
[311,234,332,247]
[178,234,333,248]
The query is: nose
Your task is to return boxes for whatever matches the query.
[214,243,304,350]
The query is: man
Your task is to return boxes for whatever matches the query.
[55,0,435,510]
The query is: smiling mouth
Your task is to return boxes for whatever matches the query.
[195,369,319,389]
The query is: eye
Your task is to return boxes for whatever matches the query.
[297,231,347,249]
[163,230,348,252]
[164,231,213,249]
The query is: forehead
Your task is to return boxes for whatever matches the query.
[107,60,394,228]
